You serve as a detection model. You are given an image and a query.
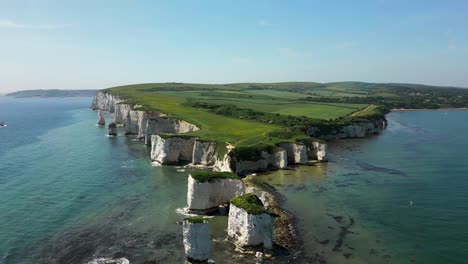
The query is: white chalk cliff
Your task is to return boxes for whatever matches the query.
[150,135,195,164]
[97,110,105,126]
[227,203,273,249]
[187,174,246,211]
[183,220,210,262]
[92,91,334,173]
[306,120,387,140]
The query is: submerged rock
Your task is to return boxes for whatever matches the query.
[183,218,210,262]
[97,110,105,126]
[108,122,117,136]
[86,257,130,264]
[187,172,245,211]
[227,194,273,249]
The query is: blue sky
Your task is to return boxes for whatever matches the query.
[1,0,467,92]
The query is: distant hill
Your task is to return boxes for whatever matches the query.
[6,89,97,98]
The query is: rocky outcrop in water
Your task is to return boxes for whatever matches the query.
[187,174,245,211]
[108,122,117,136]
[86,258,130,264]
[310,141,327,161]
[150,135,196,165]
[97,110,105,126]
[227,194,273,249]
[278,143,308,165]
[183,219,210,262]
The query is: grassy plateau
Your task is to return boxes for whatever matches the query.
[104,82,468,154]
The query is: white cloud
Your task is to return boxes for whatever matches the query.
[0,19,70,29]
[258,19,272,27]
[278,47,313,58]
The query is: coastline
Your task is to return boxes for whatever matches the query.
[391,107,468,112]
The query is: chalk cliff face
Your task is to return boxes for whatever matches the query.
[183,220,210,262]
[310,141,327,161]
[213,153,234,172]
[145,117,199,145]
[278,143,309,164]
[150,135,196,164]
[192,141,217,166]
[306,119,387,140]
[233,149,288,175]
[187,175,246,211]
[227,204,273,249]
[92,91,199,144]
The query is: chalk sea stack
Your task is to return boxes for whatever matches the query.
[108,122,117,136]
[97,110,105,126]
[187,171,245,212]
[183,217,211,263]
[227,194,273,250]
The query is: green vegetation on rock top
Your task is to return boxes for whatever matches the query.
[191,171,240,182]
[230,193,267,215]
[102,82,468,154]
[184,216,207,223]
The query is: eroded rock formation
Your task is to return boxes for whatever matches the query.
[150,135,196,165]
[228,194,273,249]
[187,174,245,211]
[108,122,117,136]
[183,219,210,262]
[97,110,105,126]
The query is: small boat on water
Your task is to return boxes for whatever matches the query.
[0,122,6,127]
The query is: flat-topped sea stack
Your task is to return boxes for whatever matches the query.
[187,171,245,213]
[227,194,273,250]
[183,217,211,263]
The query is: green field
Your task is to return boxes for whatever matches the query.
[104,81,468,152]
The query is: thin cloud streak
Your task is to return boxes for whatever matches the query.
[0,19,71,29]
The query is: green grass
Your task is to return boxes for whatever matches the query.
[272,102,366,119]
[102,82,392,154]
[230,194,267,215]
[184,216,207,223]
[190,171,240,182]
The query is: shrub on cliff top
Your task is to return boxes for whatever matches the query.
[230,193,267,215]
[190,171,240,182]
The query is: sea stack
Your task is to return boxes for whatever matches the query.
[187,171,245,212]
[312,141,328,161]
[183,217,210,263]
[227,194,273,250]
[108,122,117,136]
[97,110,105,126]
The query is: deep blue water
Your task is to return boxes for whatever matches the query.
[1,96,467,264]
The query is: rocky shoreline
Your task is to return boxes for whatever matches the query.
[91,90,387,262]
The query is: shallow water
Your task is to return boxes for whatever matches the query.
[252,110,468,263]
[1,97,467,264]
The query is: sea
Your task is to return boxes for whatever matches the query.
[0,96,467,264]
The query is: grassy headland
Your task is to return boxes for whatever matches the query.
[103,82,468,155]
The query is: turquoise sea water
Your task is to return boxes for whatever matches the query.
[1,96,467,263]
